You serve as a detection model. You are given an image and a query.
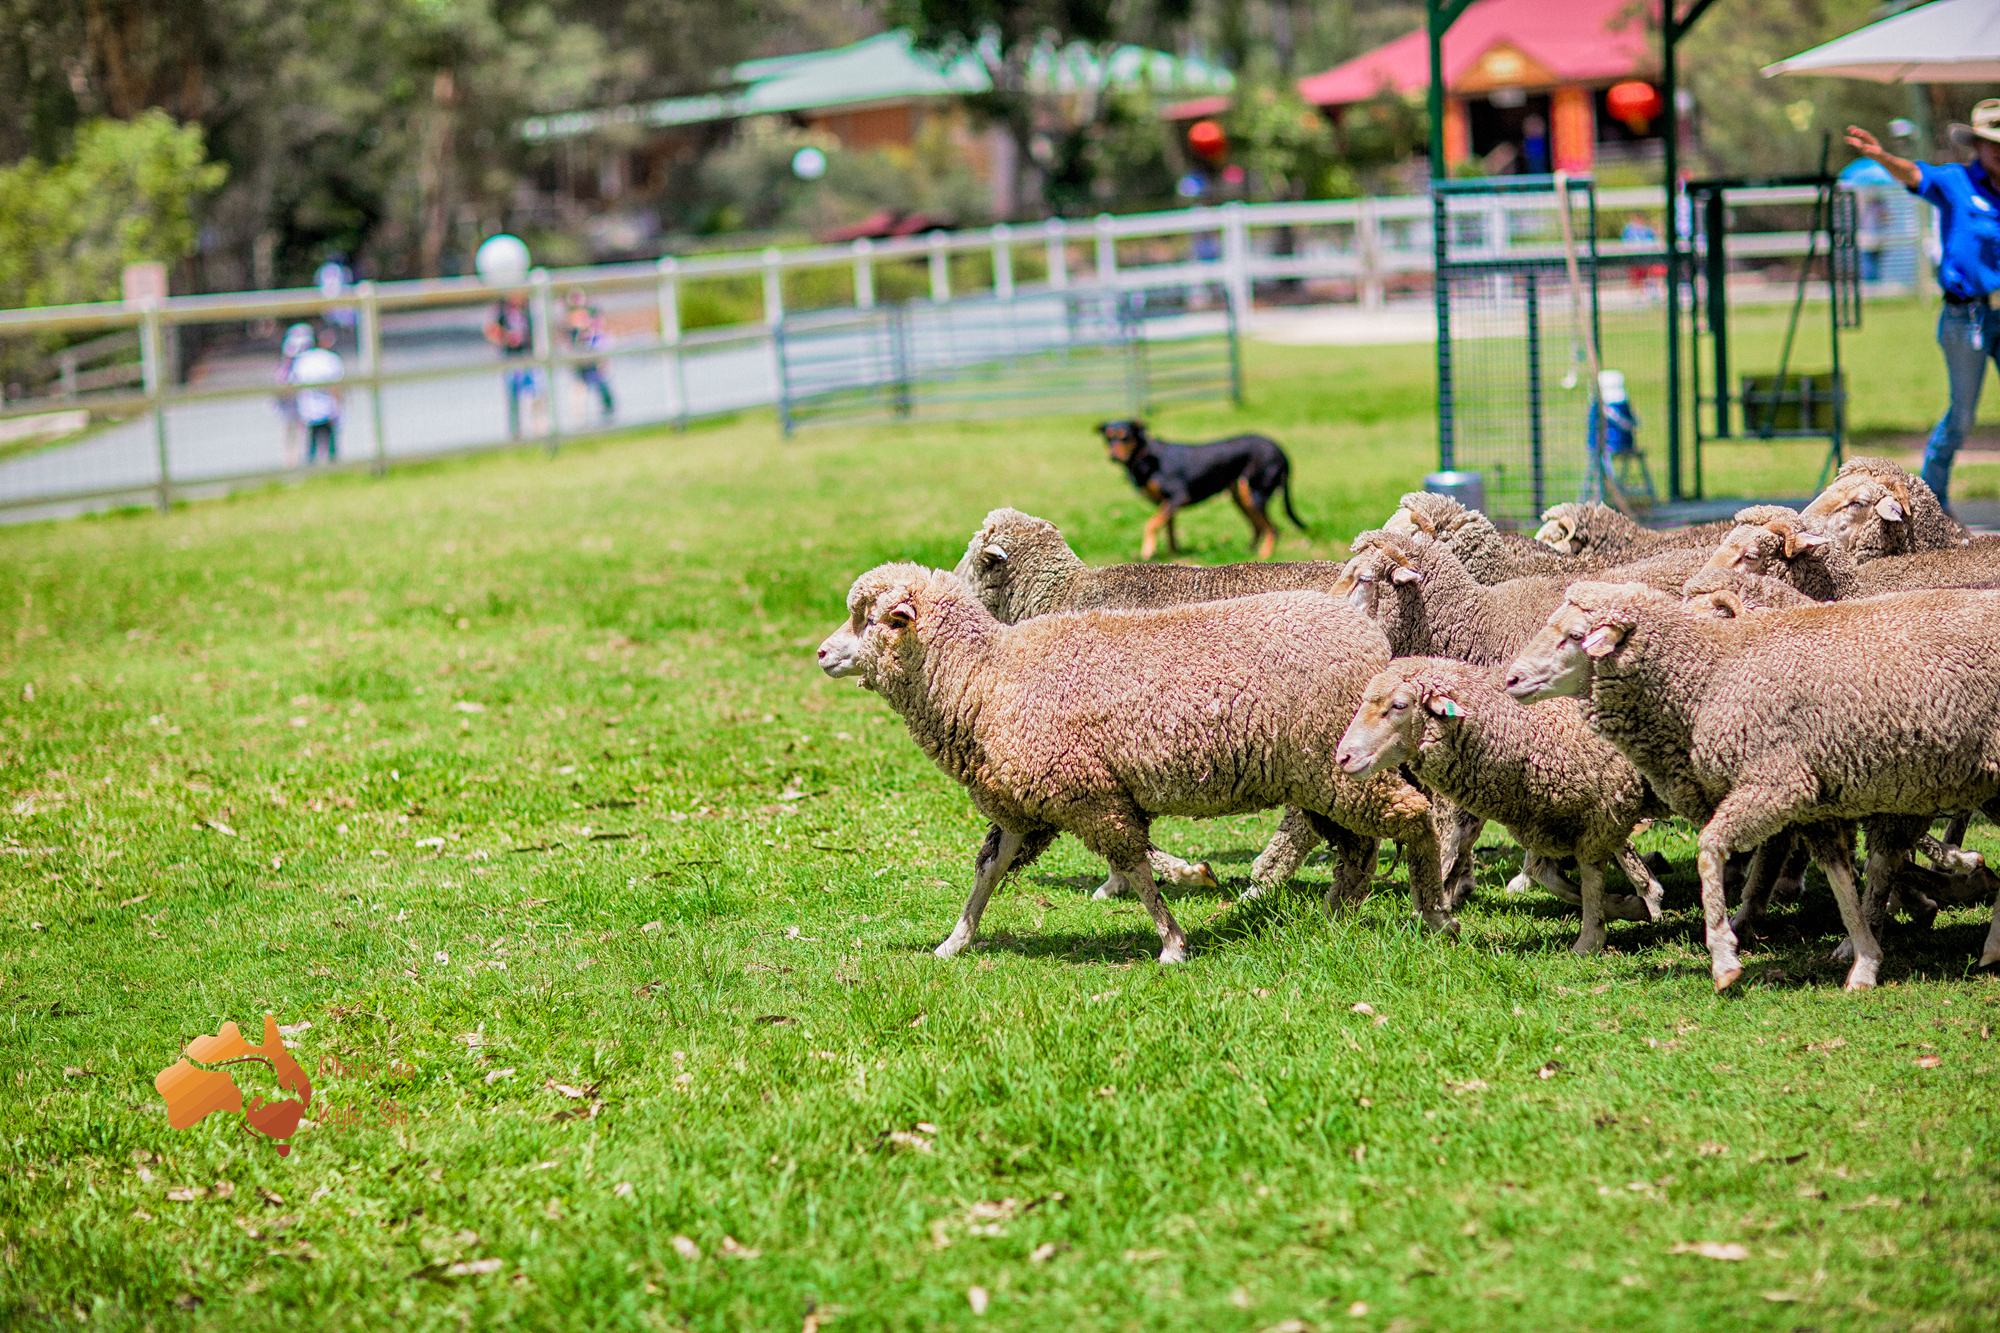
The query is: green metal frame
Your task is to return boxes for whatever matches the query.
[1429,0,1719,500]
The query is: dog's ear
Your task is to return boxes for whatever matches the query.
[1095,421,1114,438]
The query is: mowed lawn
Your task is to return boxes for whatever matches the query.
[2,333,1998,1333]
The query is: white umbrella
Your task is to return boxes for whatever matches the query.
[1763,0,2000,83]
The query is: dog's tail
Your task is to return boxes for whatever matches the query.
[1281,475,1308,532]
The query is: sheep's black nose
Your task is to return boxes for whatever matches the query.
[1502,671,1521,689]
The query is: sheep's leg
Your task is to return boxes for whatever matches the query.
[1320,825,1379,917]
[1573,860,1609,956]
[935,824,1025,960]
[1982,882,2000,969]
[1440,806,1486,911]
[1528,852,1583,905]
[1118,857,1189,965]
[1094,848,1216,900]
[1243,806,1324,900]
[1730,831,1798,936]
[1798,823,1881,991]
[1614,843,1665,921]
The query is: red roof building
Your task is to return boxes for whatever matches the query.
[1297,0,1660,176]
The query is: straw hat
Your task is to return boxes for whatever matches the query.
[1947,98,2000,148]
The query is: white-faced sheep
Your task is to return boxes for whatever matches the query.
[1385,492,1580,583]
[1700,507,2000,601]
[1798,456,1972,563]
[1334,657,1669,953]
[1503,581,2000,991]
[1535,502,1741,562]
[818,565,1454,962]
[952,507,1392,902]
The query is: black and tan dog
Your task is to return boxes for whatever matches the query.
[1099,419,1306,560]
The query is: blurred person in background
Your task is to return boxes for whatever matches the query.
[1848,101,2000,512]
[288,327,345,464]
[315,253,357,344]
[564,289,615,422]
[484,293,543,438]
[274,322,314,467]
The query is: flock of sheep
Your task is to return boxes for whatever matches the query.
[815,456,2000,993]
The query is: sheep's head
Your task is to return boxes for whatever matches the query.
[1702,508,1828,579]
[1534,505,1584,554]
[1337,663,1460,777]
[1503,581,1656,700]
[818,563,942,684]
[951,508,1069,622]
[1800,466,1911,555]
[1330,531,1422,619]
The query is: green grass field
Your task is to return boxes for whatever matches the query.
[3,328,1998,1333]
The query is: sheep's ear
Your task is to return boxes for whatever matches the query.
[982,543,1007,562]
[1875,495,1906,523]
[1425,693,1461,719]
[1404,506,1437,535]
[1783,528,1829,559]
[883,601,916,628]
[1580,625,1623,657]
[1389,564,1422,585]
[1707,590,1744,619]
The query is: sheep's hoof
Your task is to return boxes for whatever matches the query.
[1829,938,1854,964]
[1606,894,1652,923]
[1236,882,1271,903]
[1980,944,2000,968]
[1503,872,1531,896]
[1729,907,1766,938]
[1641,893,1665,923]
[1422,913,1461,937]
[1571,934,1606,956]
[1711,964,1743,992]
[1091,877,1128,901]
[934,937,969,960]
[1157,944,1189,965]
[1842,962,1879,992]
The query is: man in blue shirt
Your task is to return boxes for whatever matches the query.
[1849,101,2000,510]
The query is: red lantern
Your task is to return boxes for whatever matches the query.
[1188,119,1228,160]
[1606,81,1663,133]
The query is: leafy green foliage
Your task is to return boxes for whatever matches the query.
[0,111,225,310]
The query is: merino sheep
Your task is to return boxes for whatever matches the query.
[1335,657,1669,953]
[1536,502,1742,562]
[1384,492,1579,583]
[953,508,1337,625]
[818,565,1454,962]
[954,507,1482,906]
[1702,506,2000,602]
[1503,581,2000,991]
[1798,456,1971,563]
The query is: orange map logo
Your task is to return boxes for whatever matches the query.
[154,1014,314,1157]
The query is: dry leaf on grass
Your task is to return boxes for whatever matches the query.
[485,1068,515,1084]
[446,1258,504,1277]
[1915,1055,1942,1068]
[613,1182,634,1199]
[1668,1241,1747,1261]
[718,1235,761,1259]
[670,1235,701,1262]
[966,1286,989,1315]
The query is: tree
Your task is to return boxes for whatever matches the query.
[0,110,225,311]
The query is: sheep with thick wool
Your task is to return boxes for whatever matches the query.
[818,564,1453,962]
[1701,506,2000,601]
[1335,657,1669,953]
[953,507,1379,901]
[1535,502,1741,563]
[1382,492,1579,583]
[1503,580,2000,991]
[1798,456,1971,563]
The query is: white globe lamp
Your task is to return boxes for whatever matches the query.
[791,147,828,181]
[475,234,532,286]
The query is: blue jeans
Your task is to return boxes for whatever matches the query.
[1922,302,2000,507]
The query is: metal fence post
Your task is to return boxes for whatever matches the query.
[1358,198,1384,310]
[991,224,1014,299]
[852,238,876,310]
[1222,201,1252,325]
[928,232,950,303]
[1044,219,1068,290]
[656,256,687,429]
[359,280,387,474]
[762,248,785,325]
[531,268,559,455]
[139,299,171,513]
[1096,214,1118,287]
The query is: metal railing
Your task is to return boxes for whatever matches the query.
[0,182,1923,522]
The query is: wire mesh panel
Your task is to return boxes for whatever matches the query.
[1433,177,1668,530]
[773,286,1237,433]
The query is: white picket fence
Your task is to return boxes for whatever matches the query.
[0,182,1922,522]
